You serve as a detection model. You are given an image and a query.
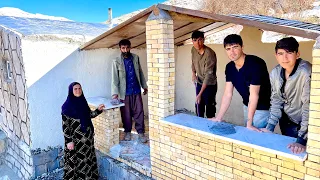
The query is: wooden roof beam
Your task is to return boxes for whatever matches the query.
[169,12,215,23]
[175,23,234,46]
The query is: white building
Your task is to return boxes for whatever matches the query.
[0,14,116,179]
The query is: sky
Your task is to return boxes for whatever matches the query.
[0,0,164,23]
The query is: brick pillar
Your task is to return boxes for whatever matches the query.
[306,36,320,179]
[145,8,175,179]
[90,106,120,154]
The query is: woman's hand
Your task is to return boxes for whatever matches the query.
[98,104,105,111]
[67,142,74,150]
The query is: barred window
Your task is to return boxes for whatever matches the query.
[1,57,12,83]
[5,60,12,81]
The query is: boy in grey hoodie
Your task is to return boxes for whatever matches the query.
[261,37,311,154]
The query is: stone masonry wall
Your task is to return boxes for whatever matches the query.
[0,26,33,179]
[31,147,64,178]
[90,106,120,154]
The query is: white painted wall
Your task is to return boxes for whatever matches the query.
[175,27,315,129]
[25,26,314,149]
[26,43,147,149]
[21,39,82,87]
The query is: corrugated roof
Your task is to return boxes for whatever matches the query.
[231,14,320,32]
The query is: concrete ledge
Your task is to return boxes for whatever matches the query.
[108,139,151,177]
[97,151,152,180]
[162,113,307,161]
[87,97,124,110]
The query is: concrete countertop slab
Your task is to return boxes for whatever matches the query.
[163,113,307,161]
[87,97,124,110]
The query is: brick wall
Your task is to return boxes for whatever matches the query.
[146,9,175,122]
[306,37,320,180]
[145,9,176,179]
[146,8,320,180]
[150,121,316,180]
[90,106,120,154]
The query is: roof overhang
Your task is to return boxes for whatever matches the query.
[80,4,320,50]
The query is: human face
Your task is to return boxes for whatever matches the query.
[275,49,300,70]
[225,44,244,62]
[120,45,131,57]
[73,84,82,97]
[192,37,204,50]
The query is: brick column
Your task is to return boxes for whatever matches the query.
[145,8,175,179]
[306,36,320,179]
[90,106,120,154]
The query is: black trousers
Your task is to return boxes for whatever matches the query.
[195,83,217,118]
[120,94,145,134]
[279,111,300,138]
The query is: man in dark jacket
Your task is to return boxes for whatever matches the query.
[111,39,148,143]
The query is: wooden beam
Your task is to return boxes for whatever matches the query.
[80,6,154,50]
[174,22,211,39]
[169,11,215,23]
[180,23,235,45]
[174,22,231,45]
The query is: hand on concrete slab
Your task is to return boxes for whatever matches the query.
[208,117,224,122]
[112,94,118,99]
[195,94,201,104]
[143,88,148,95]
[98,104,105,111]
[287,143,306,154]
[246,124,262,132]
[260,128,272,133]
[67,142,74,150]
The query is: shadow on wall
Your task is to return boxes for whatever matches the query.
[28,48,148,149]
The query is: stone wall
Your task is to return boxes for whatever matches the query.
[0,27,33,179]
[31,147,64,177]
[0,130,6,165]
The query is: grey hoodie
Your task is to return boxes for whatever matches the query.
[266,59,311,145]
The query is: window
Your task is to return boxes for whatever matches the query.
[2,58,12,83]
[5,60,12,81]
